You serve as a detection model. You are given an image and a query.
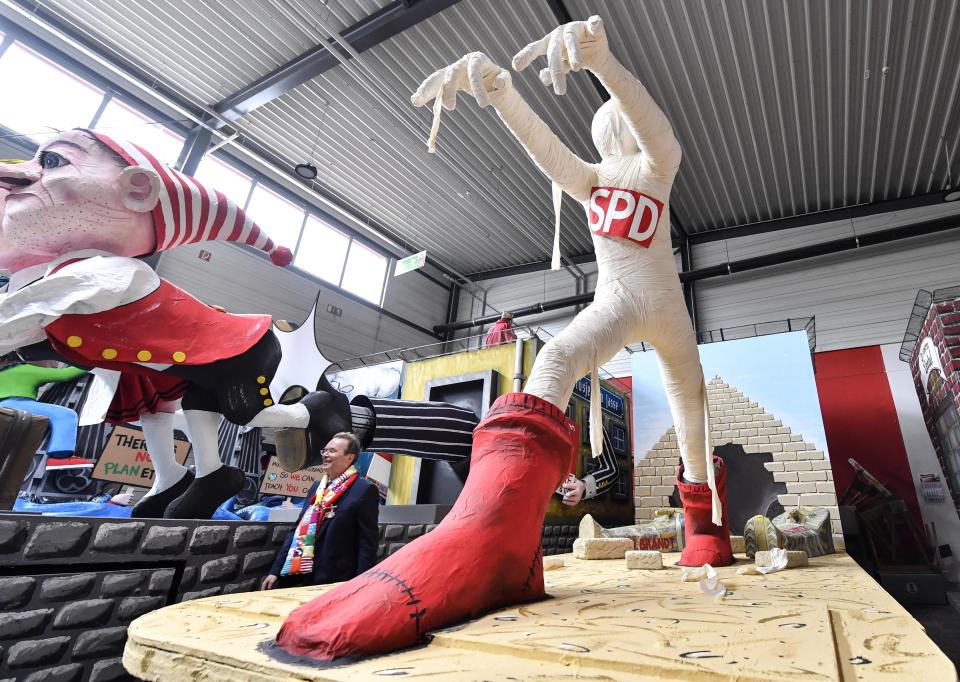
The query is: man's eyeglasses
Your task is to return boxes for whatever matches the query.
[321,448,344,455]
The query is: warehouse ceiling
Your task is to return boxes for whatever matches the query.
[12,0,960,278]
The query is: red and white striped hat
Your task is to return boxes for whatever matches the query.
[89,130,292,266]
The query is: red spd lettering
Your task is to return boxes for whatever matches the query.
[587,186,663,248]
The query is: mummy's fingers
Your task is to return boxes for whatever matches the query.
[562,25,583,71]
[467,53,492,107]
[586,15,604,37]
[547,28,567,96]
[440,65,461,111]
[512,35,548,71]
[411,68,446,107]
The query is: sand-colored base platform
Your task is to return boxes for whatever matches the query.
[124,552,955,681]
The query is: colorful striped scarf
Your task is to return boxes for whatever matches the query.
[280,466,358,576]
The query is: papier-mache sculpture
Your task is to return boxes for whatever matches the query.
[0,130,477,519]
[0,177,88,460]
[274,16,732,662]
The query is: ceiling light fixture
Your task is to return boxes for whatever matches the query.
[944,190,960,202]
[294,163,318,179]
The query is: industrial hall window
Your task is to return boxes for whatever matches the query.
[340,240,388,305]
[295,215,350,286]
[0,41,104,141]
[244,183,308,258]
[933,400,960,509]
[95,97,184,166]
[0,32,394,310]
[194,154,255,210]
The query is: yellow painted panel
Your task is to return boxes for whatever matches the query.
[386,455,417,505]
[387,339,539,504]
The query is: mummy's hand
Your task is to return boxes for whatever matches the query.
[411,52,512,111]
[512,15,610,96]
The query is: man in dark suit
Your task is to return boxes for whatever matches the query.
[262,432,379,588]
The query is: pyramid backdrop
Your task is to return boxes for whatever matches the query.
[634,376,842,545]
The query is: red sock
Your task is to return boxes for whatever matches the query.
[276,393,577,660]
[677,456,734,567]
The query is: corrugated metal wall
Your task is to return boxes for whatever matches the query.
[692,204,960,351]
[156,241,447,364]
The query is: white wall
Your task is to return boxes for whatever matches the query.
[881,342,960,582]
[455,261,635,377]
[156,241,449,365]
[693,202,960,351]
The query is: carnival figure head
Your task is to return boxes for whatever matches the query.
[0,129,292,264]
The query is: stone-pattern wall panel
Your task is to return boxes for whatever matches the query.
[633,377,842,546]
[2,512,579,680]
[0,515,294,681]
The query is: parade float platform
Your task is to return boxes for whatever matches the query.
[123,551,955,681]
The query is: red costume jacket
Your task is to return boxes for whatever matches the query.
[44,278,272,423]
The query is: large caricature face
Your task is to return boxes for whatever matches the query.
[591,99,639,159]
[0,130,160,258]
[0,185,48,272]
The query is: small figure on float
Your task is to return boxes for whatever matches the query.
[275,15,732,661]
[0,130,476,519]
[0,353,86,459]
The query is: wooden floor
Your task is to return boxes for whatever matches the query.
[124,552,956,681]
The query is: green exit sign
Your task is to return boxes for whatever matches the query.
[394,250,427,276]
[326,304,343,317]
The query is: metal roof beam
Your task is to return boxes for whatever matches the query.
[213,0,462,124]
[690,190,960,244]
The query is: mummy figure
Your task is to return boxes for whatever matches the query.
[276,16,732,662]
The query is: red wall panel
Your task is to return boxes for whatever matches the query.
[814,346,922,523]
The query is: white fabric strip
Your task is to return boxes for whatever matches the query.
[551,181,563,270]
[427,93,444,154]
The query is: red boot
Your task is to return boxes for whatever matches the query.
[276,393,577,660]
[677,456,734,567]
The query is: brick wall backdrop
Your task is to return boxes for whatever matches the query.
[0,515,297,682]
[633,377,842,544]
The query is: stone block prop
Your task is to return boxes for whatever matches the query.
[756,549,809,569]
[625,550,663,569]
[572,537,634,560]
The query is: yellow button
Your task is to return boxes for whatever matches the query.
[66,336,83,348]
[137,350,152,362]
[256,376,266,384]
[259,388,269,396]
[172,351,186,363]
[263,399,273,407]
[102,348,118,360]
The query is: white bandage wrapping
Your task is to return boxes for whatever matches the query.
[590,357,602,459]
